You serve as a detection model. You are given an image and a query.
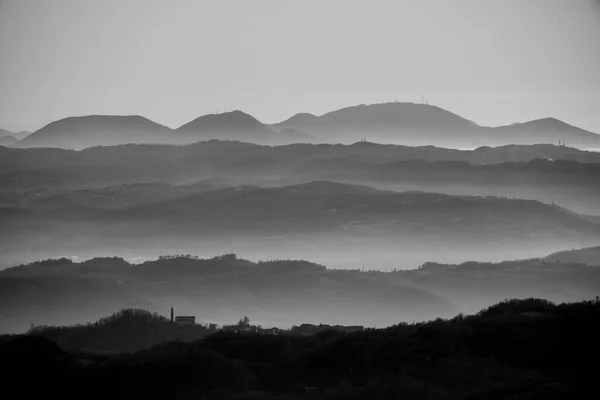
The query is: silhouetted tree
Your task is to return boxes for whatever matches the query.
[238,316,251,327]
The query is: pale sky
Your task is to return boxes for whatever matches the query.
[1,0,599,133]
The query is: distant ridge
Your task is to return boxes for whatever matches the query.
[272,102,480,145]
[544,245,600,265]
[176,110,324,145]
[489,117,599,147]
[176,110,275,142]
[0,128,30,141]
[12,102,600,149]
[0,135,18,146]
[95,180,600,245]
[277,112,321,127]
[272,102,600,148]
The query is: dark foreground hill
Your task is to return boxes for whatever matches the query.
[1,298,598,400]
[27,308,211,353]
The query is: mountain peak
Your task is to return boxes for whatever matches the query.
[490,116,600,147]
[277,112,320,125]
[520,117,573,129]
[272,102,600,148]
[0,129,31,141]
[0,135,18,146]
[177,110,266,132]
[314,102,480,134]
[38,114,169,131]
[16,114,172,149]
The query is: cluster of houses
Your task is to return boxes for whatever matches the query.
[170,307,197,326]
[169,307,365,336]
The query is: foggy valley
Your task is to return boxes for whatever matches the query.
[1,1,600,399]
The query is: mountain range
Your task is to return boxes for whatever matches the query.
[104,181,600,239]
[544,245,600,265]
[0,128,30,146]
[1,250,598,334]
[2,181,600,270]
[272,103,600,148]
[0,128,30,140]
[0,255,457,333]
[176,110,322,145]
[8,102,600,149]
[3,141,600,215]
[13,111,325,149]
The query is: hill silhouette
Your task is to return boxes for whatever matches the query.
[272,102,477,145]
[0,135,18,146]
[0,255,457,333]
[2,179,600,270]
[0,179,231,211]
[277,112,321,127]
[30,308,209,353]
[177,110,324,145]
[15,115,173,149]
[4,141,600,176]
[487,117,600,147]
[3,180,599,256]
[97,181,600,243]
[0,298,598,399]
[177,110,272,135]
[5,141,600,176]
[544,245,600,265]
[3,140,600,268]
[3,142,600,218]
[273,102,600,148]
[11,102,600,149]
[0,128,30,141]
[1,252,599,334]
